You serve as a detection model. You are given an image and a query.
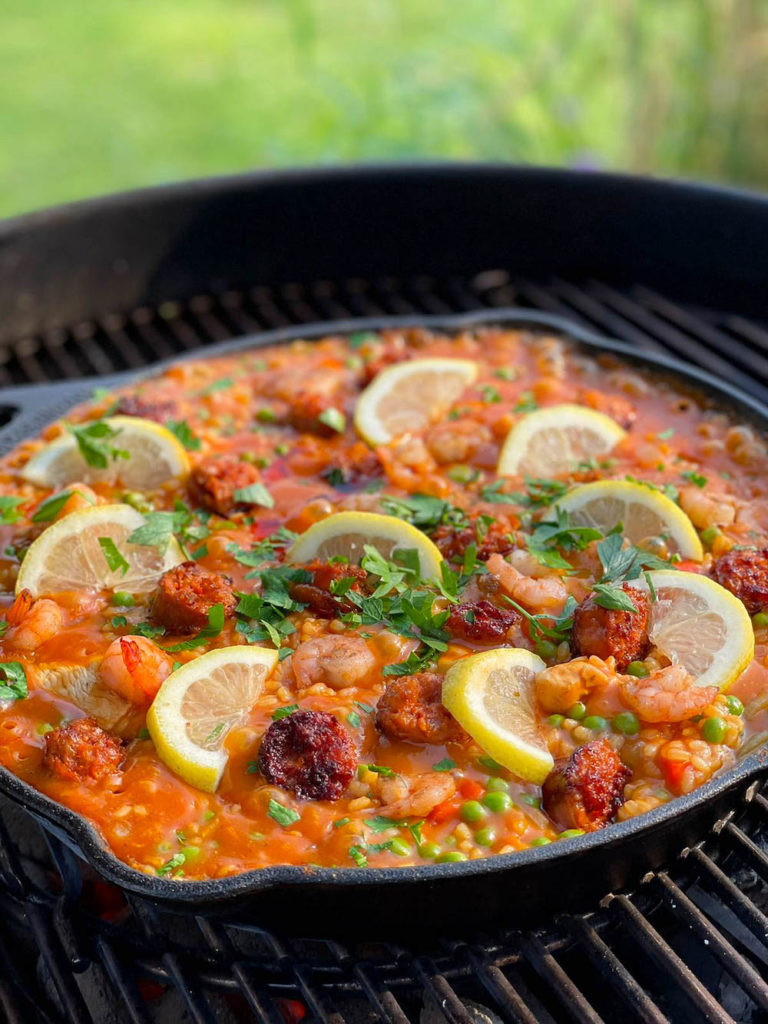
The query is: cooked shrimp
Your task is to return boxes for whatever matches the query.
[4,590,63,652]
[291,634,376,691]
[535,655,617,714]
[99,636,173,706]
[678,485,735,530]
[618,664,717,723]
[486,553,568,614]
[377,772,456,819]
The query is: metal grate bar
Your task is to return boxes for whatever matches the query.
[609,895,735,1024]
[513,280,593,326]
[410,958,476,1024]
[28,902,92,1024]
[566,918,669,1024]
[655,873,768,1011]
[549,279,668,354]
[94,937,153,1024]
[521,936,604,1024]
[462,947,542,1024]
[688,847,768,950]
[723,822,768,880]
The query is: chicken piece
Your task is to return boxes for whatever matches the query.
[542,738,631,832]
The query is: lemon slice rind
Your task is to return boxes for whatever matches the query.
[20,416,190,490]
[286,510,443,580]
[442,647,553,784]
[555,480,703,561]
[354,357,479,446]
[633,570,753,690]
[15,502,185,597]
[497,403,626,478]
[147,645,279,793]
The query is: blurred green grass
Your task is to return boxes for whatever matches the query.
[1,0,766,217]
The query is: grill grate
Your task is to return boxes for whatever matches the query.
[1,271,768,1023]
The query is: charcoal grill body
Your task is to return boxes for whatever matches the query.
[1,165,768,1022]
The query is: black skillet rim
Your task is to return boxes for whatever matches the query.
[0,305,767,906]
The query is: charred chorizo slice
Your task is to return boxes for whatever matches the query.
[188,454,261,516]
[151,561,236,633]
[287,559,368,619]
[571,585,649,671]
[711,548,768,614]
[376,672,465,745]
[542,738,631,832]
[433,521,515,564]
[115,395,179,423]
[258,709,356,800]
[43,717,125,783]
[445,599,520,644]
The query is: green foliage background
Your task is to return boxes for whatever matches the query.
[2,0,766,216]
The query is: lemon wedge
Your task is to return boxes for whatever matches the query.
[442,648,553,784]
[554,480,703,560]
[21,416,190,490]
[633,570,753,690]
[16,503,185,597]
[286,510,443,580]
[354,357,478,445]
[497,404,626,477]
[147,645,278,793]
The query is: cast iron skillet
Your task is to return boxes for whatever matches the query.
[0,308,766,938]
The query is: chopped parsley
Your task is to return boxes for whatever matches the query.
[166,419,201,451]
[0,496,25,524]
[165,604,225,652]
[227,528,297,573]
[157,853,186,877]
[525,508,603,571]
[268,799,301,827]
[199,376,233,396]
[233,482,274,508]
[272,704,299,721]
[657,427,675,440]
[32,491,73,523]
[480,384,501,403]
[98,537,130,576]
[505,595,578,645]
[508,477,570,509]
[681,470,707,488]
[364,816,408,833]
[127,511,177,552]
[379,493,468,531]
[68,418,129,469]
[514,392,538,413]
[0,662,27,703]
[432,757,456,772]
[346,711,362,728]
[318,407,346,433]
[362,763,397,777]
[348,844,368,867]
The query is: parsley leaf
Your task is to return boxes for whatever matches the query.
[157,853,186,877]
[508,477,570,509]
[504,594,578,645]
[68,419,129,469]
[233,482,274,508]
[98,537,130,576]
[681,470,707,488]
[268,799,301,827]
[364,816,408,833]
[272,704,299,721]
[164,603,225,652]
[166,419,201,451]
[127,511,177,551]
[0,662,27,703]
[379,493,468,531]
[348,844,368,867]
[0,496,25,525]
[591,583,639,612]
[432,757,456,772]
[32,491,72,523]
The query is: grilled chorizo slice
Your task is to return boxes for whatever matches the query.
[115,395,179,423]
[43,718,124,783]
[433,522,515,564]
[258,709,356,800]
[151,561,236,633]
[571,585,649,671]
[285,391,344,436]
[188,454,261,516]
[288,560,368,619]
[376,673,465,745]
[542,738,630,832]
[711,548,768,614]
[445,599,520,644]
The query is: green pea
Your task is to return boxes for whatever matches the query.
[725,695,744,717]
[519,794,541,808]
[558,829,585,840]
[700,525,720,546]
[121,491,154,515]
[702,716,727,744]
[626,661,650,678]
[274,443,290,456]
[111,591,135,607]
[752,611,768,629]
[418,841,441,859]
[35,722,54,736]
[481,791,513,813]
[460,800,486,823]
[486,777,510,793]
[256,407,277,423]
[535,640,557,661]
[612,711,640,736]
[583,715,609,732]
[567,702,587,720]
[474,827,496,847]
[435,851,468,863]
[547,714,565,727]
[387,838,411,857]
[447,465,478,484]
[477,755,505,772]
[529,837,551,847]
